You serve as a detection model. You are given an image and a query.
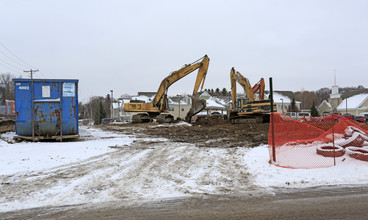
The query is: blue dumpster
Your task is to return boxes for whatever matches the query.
[13,79,79,141]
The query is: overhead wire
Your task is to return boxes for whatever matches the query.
[0,42,35,69]
[0,50,30,69]
[0,57,24,72]
[0,42,40,77]
[0,60,23,74]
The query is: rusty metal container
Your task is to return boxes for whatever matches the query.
[13,79,79,141]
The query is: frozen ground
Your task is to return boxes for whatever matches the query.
[0,126,368,213]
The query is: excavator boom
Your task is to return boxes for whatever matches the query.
[251,78,265,101]
[230,67,254,110]
[124,55,210,123]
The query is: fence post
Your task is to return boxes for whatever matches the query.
[269,77,276,162]
[333,123,336,166]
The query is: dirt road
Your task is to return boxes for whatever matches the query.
[3,185,368,219]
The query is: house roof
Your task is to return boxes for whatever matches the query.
[205,97,226,109]
[272,92,301,104]
[337,93,368,110]
[317,100,333,111]
[130,95,152,103]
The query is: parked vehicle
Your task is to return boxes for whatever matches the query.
[355,116,366,123]
[342,114,355,121]
[359,113,368,121]
[321,114,342,122]
[101,118,113,124]
[284,112,311,120]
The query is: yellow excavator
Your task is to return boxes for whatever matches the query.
[124,55,210,123]
[228,67,276,124]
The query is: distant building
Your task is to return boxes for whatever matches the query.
[328,75,342,112]
[336,93,368,116]
[137,92,156,97]
[272,92,301,114]
[168,96,191,120]
[317,100,333,116]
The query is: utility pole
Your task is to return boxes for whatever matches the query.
[110,90,114,118]
[24,69,39,79]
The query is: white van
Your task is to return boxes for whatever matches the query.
[285,112,311,120]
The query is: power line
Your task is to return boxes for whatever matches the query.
[0,61,23,74]
[0,50,30,69]
[0,42,35,69]
[0,57,24,71]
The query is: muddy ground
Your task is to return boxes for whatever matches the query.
[105,118,269,148]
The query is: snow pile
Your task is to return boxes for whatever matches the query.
[245,145,368,188]
[0,127,134,175]
[271,125,368,168]
[152,121,192,127]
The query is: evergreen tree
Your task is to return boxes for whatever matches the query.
[221,88,227,96]
[215,88,220,94]
[94,101,107,125]
[288,98,298,112]
[310,102,319,117]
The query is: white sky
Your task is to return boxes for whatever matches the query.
[1,0,367,102]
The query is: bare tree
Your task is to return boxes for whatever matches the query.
[0,73,15,100]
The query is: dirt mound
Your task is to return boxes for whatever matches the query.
[107,121,269,148]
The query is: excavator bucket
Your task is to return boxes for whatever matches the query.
[156,113,174,123]
[185,92,206,122]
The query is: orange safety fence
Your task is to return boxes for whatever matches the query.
[268,113,368,168]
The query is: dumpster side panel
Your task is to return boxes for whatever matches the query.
[14,80,33,136]
[62,82,78,135]
[33,81,62,137]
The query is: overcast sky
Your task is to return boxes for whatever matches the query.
[1,0,367,102]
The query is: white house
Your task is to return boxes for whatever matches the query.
[317,100,333,116]
[272,92,301,114]
[336,93,368,116]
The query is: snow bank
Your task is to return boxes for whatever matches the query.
[244,145,368,188]
[0,127,134,175]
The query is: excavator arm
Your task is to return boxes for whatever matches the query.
[152,55,209,111]
[230,67,255,110]
[251,78,265,101]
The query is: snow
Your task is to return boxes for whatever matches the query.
[0,126,367,213]
[130,95,152,103]
[152,121,192,127]
[246,145,368,188]
[33,98,61,102]
[272,92,301,104]
[205,98,225,109]
[337,93,368,110]
[0,127,134,175]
